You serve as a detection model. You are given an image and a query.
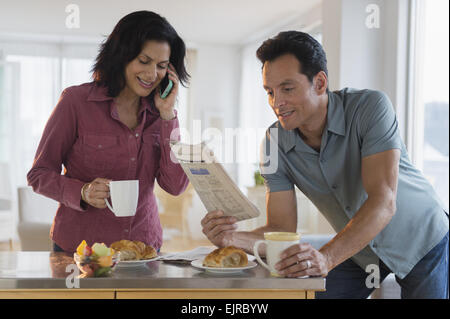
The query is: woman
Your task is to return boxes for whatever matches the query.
[27,11,190,253]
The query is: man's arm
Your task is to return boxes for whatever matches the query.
[276,149,400,277]
[319,149,399,270]
[201,189,298,255]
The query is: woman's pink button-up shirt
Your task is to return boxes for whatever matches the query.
[27,82,189,252]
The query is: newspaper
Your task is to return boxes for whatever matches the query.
[170,142,260,221]
[160,246,216,264]
[160,246,256,264]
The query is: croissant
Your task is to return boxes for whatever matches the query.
[203,246,248,268]
[110,239,157,261]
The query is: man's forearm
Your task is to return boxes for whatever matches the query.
[319,195,395,271]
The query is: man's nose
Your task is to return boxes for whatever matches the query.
[273,94,286,109]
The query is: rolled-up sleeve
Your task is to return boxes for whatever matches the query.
[156,115,189,195]
[27,88,86,211]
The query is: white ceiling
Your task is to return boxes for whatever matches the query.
[0,0,321,45]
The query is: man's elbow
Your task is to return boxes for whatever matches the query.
[385,190,397,218]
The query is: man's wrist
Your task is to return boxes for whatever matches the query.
[319,247,335,271]
[226,231,236,247]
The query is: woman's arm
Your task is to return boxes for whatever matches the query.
[27,88,86,211]
[155,116,189,195]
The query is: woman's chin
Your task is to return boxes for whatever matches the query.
[134,86,154,97]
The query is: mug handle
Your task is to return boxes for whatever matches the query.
[105,198,115,214]
[253,240,270,271]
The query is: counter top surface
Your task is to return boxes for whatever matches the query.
[0,251,325,290]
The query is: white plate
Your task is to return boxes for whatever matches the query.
[116,256,161,267]
[191,259,258,273]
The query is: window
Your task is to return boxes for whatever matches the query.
[62,58,94,89]
[2,53,93,186]
[411,0,449,210]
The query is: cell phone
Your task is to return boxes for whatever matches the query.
[160,74,173,99]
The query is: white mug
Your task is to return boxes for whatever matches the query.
[253,232,301,277]
[105,180,139,217]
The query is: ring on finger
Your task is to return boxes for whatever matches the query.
[306,260,312,269]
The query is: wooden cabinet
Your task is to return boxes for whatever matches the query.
[0,289,115,299]
[0,288,313,299]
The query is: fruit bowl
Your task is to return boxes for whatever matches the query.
[73,241,120,277]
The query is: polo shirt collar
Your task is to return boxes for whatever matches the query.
[326,91,346,136]
[281,91,346,153]
[283,128,297,153]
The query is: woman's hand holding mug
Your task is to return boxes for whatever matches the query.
[81,178,111,209]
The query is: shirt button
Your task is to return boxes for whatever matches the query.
[98,145,102,149]
[135,133,139,137]
[332,184,338,189]
[124,229,129,233]
[129,135,133,139]
[345,206,351,211]
[131,157,136,161]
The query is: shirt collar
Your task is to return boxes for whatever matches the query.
[87,83,159,116]
[326,91,346,136]
[87,84,114,102]
[283,128,297,153]
[281,91,346,153]
[141,92,160,116]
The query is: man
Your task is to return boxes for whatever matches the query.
[201,31,449,299]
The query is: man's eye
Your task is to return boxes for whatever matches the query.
[283,87,294,92]
[266,91,273,96]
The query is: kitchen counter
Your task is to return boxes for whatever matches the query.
[0,251,325,299]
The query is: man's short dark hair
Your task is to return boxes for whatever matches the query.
[92,11,190,97]
[256,31,328,90]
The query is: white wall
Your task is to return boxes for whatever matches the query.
[190,44,241,136]
[322,0,410,140]
[182,44,242,239]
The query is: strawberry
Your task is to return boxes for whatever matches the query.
[83,245,92,256]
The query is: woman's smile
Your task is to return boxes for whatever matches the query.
[137,76,154,89]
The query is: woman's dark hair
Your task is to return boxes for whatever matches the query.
[92,11,190,97]
[256,31,328,90]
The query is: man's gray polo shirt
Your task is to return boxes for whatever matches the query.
[260,88,449,279]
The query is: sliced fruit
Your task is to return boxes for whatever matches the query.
[83,245,92,256]
[76,240,88,256]
[92,243,109,257]
[97,255,112,267]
